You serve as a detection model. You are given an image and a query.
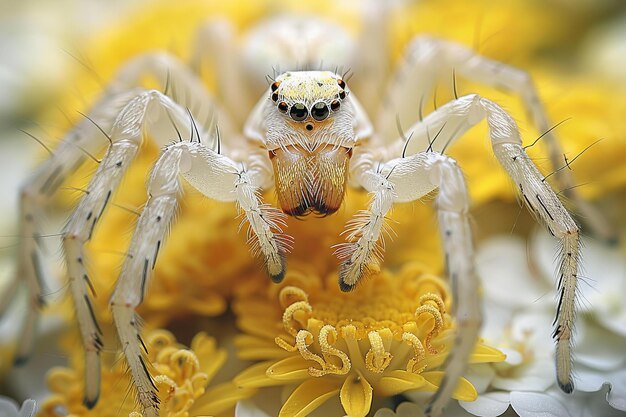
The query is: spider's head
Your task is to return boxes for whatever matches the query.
[266,71,352,217]
[269,71,347,131]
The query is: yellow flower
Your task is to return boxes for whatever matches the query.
[39,329,254,417]
[233,264,505,417]
[22,1,626,416]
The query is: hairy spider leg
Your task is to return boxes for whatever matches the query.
[378,36,611,242]
[343,94,580,417]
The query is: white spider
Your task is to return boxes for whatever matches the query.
[6,9,591,417]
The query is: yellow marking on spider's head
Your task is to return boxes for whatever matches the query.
[274,71,344,105]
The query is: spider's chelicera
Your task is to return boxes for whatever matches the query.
[6,12,590,417]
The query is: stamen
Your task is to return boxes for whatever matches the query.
[402,332,427,373]
[282,301,312,336]
[414,303,444,354]
[420,293,446,315]
[295,330,328,377]
[170,350,200,380]
[365,331,392,373]
[318,325,351,375]
[279,286,309,308]
[275,336,298,352]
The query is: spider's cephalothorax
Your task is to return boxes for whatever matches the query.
[6,11,599,417]
[265,71,354,216]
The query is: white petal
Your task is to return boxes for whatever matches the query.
[575,367,610,393]
[571,365,626,412]
[373,409,396,417]
[235,400,272,417]
[545,387,625,417]
[18,400,36,417]
[533,229,626,317]
[0,397,19,417]
[372,402,425,417]
[499,348,523,366]
[395,402,425,417]
[596,307,626,338]
[606,368,626,411]
[510,310,556,353]
[480,301,514,344]
[465,364,497,393]
[477,236,551,309]
[459,392,511,417]
[575,321,626,370]
[492,358,555,391]
[510,391,570,417]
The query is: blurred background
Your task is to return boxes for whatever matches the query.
[1,0,625,412]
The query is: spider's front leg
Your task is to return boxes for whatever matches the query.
[340,150,481,417]
[342,95,580,416]
[110,140,288,417]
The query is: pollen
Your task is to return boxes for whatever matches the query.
[39,330,254,417]
[233,264,505,417]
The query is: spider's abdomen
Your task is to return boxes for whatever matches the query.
[270,145,352,217]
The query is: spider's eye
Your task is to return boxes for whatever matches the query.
[337,79,346,89]
[271,92,279,102]
[338,90,346,100]
[330,100,340,111]
[271,81,280,92]
[278,102,288,113]
[311,102,329,121]
[289,103,308,121]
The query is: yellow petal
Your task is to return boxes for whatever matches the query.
[266,356,313,382]
[190,382,257,416]
[235,335,291,360]
[470,344,507,363]
[422,371,477,402]
[187,294,227,316]
[190,333,228,380]
[377,370,430,396]
[340,372,373,417]
[234,361,286,388]
[279,378,341,417]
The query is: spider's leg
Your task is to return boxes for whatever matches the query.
[110,141,287,417]
[409,95,580,400]
[347,1,393,116]
[349,95,579,416]
[379,37,611,241]
[11,49,230,364]
[62,90,196,407]
[343,150,479,417]
[190,19,252,126]
[109,51,237,141]
[12,89,142,368]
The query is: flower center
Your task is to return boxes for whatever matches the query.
[273,265,452,383]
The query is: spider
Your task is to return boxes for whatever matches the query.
[7,10,588,417]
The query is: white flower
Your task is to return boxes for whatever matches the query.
[0,397,36,417]
[455,231,626,417]
[373,402,425,417]
[531,229,626,337]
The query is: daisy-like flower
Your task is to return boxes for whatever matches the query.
[39,329,254,417]
[0,397,36,417]
[3,1,626,417]
[452,230,626,417]
[232,263,505,417]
